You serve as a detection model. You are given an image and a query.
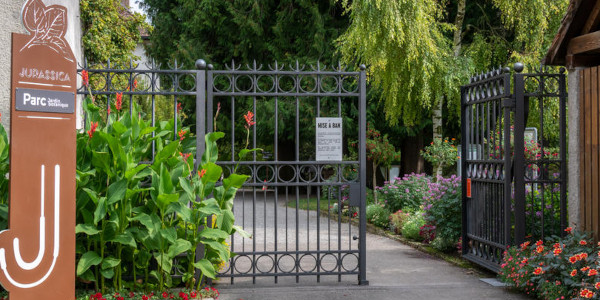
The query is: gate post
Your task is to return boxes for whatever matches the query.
[358,65,369,286]
[513,64,526,245]
[194,59,207,284]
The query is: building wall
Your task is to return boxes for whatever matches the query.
[0,0,82,133]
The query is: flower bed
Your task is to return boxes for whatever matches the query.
[498,228,600,299]
[79,287,219,300]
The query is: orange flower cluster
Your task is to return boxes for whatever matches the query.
[580,288,594,298]
[178,129,187,141]
[87,121,98,139]
[570,252,588,264]
[115,92,123,111]
[198,169,206,178]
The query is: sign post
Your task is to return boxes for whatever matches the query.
[0,0,76,299]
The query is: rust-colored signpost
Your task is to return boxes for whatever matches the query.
[0,0,76,299]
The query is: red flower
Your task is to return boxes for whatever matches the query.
[535,240,543,246]
[82,70,89,87]
[571,269,578,277]
[178,129,187,141]
[142,296,148,300]
[569,255,579,263]
[177,102,183,115]
[180,152,191,161]
[115,92,123,111]
[565,227,573,234]
[198,169,206,178]
[581,289,594,298]
[533,267,543,275]
[589,269,598,276]
[595,282,600,289]
[107,107,111,116]
[131,79,138,91]
[87,121,98,139]
[190,291,197,298]
[535,246,544,253]
[581,240,588,245]
[244,111,256,129]
[553,247,562,256]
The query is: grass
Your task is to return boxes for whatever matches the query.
[286,197,331,212]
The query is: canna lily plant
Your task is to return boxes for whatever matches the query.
[75,74,251,293]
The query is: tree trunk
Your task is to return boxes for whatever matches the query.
[431,0,466,179]
[373,160,378,203]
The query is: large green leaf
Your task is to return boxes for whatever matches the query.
[160,227,177,244]
[217,210,235,234]
[107,179,127,205]
[157,193,178,215]
[167,239,192,258]
[193,258,216,279]
[91,152,112,177]
[76,251,102,276]
[200,162,222,184]
[93,197,107,225]
[232,225,252,239]
[101,256,121,270]
[168,202,191,223]
[110,232,137,248]
[201,132,224,164]
[75,224,100,236]
[199,228,229,240]
[132,213,161,236]
[201,240,230,262]
[153,253,173,273]
[125,164,148,181]
[154,140,179,166]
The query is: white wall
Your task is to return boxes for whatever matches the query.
[0,0,82,132]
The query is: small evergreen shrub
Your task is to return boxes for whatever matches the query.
[401,212,425,241]
[366,204,390,229]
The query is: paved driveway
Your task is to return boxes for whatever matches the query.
[214,191,531,300]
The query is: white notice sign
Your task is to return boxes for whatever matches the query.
[316,117,343,161]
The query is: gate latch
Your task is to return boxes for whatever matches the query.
[348,183,361,207]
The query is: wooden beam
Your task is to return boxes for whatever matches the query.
[568,30,600,55]
[567,54,600,68]
[582,0,600,34]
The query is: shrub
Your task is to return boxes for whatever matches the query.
[401,212,425,241]
[377,173,431,213]
[422,175,462,251]
[498,228,598,299]
[419,224,436,244]
[366,204,390,229]
[389,210,411,234]
[420,137,458,177]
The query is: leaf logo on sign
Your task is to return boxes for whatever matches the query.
[20,0,74,62]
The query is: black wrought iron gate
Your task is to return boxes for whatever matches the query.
[78,59,368,285]
[461,64,567,272]
[199,61,368,285]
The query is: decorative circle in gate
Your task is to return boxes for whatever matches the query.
[341,253,359,272]
[256,75,275,93]
[232,255,253,274]
[319,253,339,273]
[299,75,317,93]
[299,165,318,183]
[298,254,318,273]
[277,165,297,183]
[277,254,296,273]
[256,254,275,274]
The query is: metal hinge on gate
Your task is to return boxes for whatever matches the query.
[348,183,361,207]
[502,97,515,109]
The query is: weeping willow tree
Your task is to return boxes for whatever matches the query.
[336,0,472,176]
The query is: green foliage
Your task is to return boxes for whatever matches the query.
[0,123,8,230]
[377,173,431,213]
[491,0,568,66]
[80,0,150,65]
[141,0,348,68]
[400,211,425,241]
[365,204,390,229]
[75,88,250,292]
[337,0,467,126]
[420,137,458,177]
[388,210,411,235]
[422,175,461,252]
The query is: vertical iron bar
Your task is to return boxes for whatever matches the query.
[461,86,469,256]
[514,70,526,245]
[503,72,512,246]
[194,59,207,284]
[358,65,368,285]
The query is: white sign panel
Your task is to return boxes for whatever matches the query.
[316,117,343,161]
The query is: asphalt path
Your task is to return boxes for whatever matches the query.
[214,190,531,300]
